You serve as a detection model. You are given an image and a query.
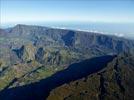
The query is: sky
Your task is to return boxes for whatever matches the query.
[0,0,134,24]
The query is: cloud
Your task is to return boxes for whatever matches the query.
[114,33,124,37]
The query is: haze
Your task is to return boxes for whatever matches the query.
[0,0,134,39]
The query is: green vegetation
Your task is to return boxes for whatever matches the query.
[0,45,83,91]
[0,25,134,99]
[47,54,134,100]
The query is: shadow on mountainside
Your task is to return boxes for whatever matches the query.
[0,55,116,100]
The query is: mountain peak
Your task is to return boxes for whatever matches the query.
[14,24,49,29]
[14,24,28,28]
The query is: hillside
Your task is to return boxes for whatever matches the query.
[47,53,134,100]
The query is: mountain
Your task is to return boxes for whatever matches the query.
[0,24,134,100]
[1,24,134,64]
[2,24,134,53]
[47,53,134,100]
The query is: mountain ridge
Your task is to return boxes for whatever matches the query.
[1,24,134,53]
[47,53,134,100]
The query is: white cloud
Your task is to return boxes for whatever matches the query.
[114,33,124,37]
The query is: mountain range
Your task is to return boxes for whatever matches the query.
[0,24,134,100]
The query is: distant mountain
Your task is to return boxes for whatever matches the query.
[1,24,134,70]
[47,53,134,100]
[1,24,134,53]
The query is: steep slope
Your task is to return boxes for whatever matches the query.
[0,29,7,36]
[2,24,134,54]
[47,53,134,100]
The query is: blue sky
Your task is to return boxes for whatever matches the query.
[1,0,134,24]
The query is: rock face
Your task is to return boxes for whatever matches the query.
[2,24,134,54]
[13,44,36,62]
[0,29,7,36]
[61,30,75,47]
[35,47,45,63]
[47,53,134,100]
[22,44,36,62]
